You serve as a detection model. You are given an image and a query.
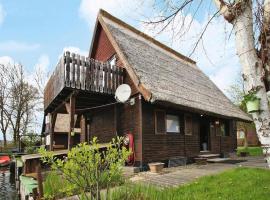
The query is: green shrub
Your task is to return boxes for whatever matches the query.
[39,137,130,200]
[43,171,75,199]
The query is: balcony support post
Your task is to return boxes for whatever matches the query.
[67,94,76,150]
[49,112,57,151]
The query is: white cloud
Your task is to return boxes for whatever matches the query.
[0,4,6,26]
[0,56,15,66]
[0,41,40,52]
[78,0,148,26]
[141,14,240,95]
[62,46,88,57]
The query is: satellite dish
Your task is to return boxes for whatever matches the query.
[115,84,131,103]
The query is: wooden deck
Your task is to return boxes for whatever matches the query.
[44,51,124,112]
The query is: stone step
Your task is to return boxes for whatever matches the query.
[207,158,230,163]
[198,154,220,159]
[199,150,211,155]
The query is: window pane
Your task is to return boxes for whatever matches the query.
[166,115,180,133]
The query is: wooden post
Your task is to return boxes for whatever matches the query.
[49,113,57,151]
[80,115,86,143]
[68,95,76,150]
[36,165,43,199]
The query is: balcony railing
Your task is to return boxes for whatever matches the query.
[44,51,124,110]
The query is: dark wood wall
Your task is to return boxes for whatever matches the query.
[141,101,237,164]
[141,102,200,163]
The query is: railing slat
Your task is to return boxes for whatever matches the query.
[71,53,76,88]
[76,54,81,89]
[65,52,71,87]
[81,56,86,90]
[103,63,108,93]
[85,58,90,91]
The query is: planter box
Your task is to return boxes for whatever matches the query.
[148,162,164,173]
[246,99,260,113]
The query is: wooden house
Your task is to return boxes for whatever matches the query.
[42,10,252,167]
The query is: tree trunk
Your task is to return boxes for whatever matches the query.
[3,133,7,147]
[232,1,270,166]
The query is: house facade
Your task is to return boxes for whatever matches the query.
[42,10,251,167]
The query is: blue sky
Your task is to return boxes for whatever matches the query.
[0,1,241,140]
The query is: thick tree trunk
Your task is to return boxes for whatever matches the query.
[232,1,270,166]
[213,0,270,167]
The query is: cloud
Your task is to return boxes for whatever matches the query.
[0,41,40,52]
[0,4,6,26]
[141,13,240,95]
[34,54,50,73]
[62,46,88,57]
[78,0,147,26]
[0,56,15,66]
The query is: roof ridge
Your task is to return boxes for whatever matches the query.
[98,9,196,65]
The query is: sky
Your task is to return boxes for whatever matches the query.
[0,0,241,140]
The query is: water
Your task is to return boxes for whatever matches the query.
[0,167,18,200]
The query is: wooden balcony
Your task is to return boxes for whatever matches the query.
[44,51,124,112]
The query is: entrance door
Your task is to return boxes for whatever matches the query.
[200,118,210,151]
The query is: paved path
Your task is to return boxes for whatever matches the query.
[131,156,268,188]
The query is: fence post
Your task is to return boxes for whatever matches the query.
[36,165,43,199]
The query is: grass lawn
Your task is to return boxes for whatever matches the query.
[237,146,263,156]
[111,168,270,200]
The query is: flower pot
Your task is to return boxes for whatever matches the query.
[246,99,260,113]
[148,162,164,173]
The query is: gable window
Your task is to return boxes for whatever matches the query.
[108,55,116,67]
[166,114,180,133]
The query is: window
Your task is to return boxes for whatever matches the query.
[166,114,180,133]
[155,110,166,134]
[154,110,181,134]
[185,114,193,135]
[108,55,116,67]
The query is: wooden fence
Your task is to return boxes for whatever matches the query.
[44,51,124,110]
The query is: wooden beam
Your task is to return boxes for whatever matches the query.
[68,94,76,150]
[80,115,86,143]
[49,113,57,151]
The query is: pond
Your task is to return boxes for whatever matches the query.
[0,166,18,200]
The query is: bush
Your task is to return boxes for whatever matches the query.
[39,137,130,200]
[43,171,75,199]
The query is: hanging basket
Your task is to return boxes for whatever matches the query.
[246,99,260,113]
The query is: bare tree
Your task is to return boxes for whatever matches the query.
[0,62,40,145]
[144,0,270,166]
[0,64,12,147]
[8,64,39,143]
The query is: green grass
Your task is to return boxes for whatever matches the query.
[110,168,270,200]
[237,146,263,156]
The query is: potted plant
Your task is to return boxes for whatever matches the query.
[148,162,164,173]
[243,91,260,113]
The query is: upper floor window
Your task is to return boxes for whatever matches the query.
[108,55,116,67]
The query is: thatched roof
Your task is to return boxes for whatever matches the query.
[94,10,251,122]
